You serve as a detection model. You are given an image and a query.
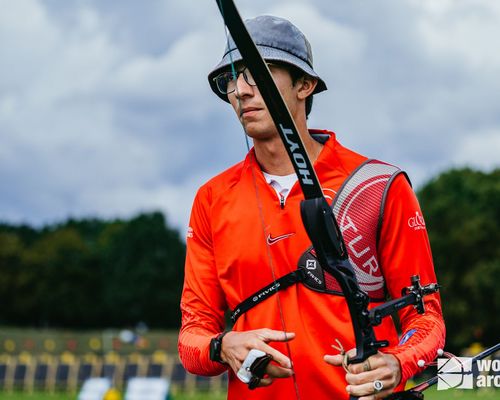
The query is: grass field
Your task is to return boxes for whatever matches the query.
[0,393,222,400]
[0,387,497,400]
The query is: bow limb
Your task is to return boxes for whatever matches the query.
[213,1,383,399]
[215,0,302,397]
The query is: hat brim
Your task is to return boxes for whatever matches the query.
[208,45,327,103]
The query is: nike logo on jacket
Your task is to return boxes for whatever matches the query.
[266,233,295,245]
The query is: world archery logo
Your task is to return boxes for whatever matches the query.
[437,356,473,390]
[437,355,500,390]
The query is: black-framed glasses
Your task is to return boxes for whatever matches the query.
[213,63,281,95]
[213,66,256,95]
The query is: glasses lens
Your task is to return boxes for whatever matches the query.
[215,71,233,94]
[214,67,257,95]
[243,68,256,86]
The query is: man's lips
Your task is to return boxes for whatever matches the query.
[240,107,262,117]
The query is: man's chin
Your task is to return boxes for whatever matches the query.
[240,125,277,141]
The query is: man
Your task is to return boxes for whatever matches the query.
[179,15,445,400]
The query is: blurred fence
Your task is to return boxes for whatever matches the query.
[0,328,177,356]
[0,351,227,395]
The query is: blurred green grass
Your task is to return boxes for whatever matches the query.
[0,392,227,400]
[0,387,498,400]
[424,387,498,398]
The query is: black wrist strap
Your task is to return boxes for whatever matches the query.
[210,331,229,364]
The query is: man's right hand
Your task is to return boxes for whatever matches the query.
[220,328,296,388]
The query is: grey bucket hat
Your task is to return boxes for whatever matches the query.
[208,15,327,102]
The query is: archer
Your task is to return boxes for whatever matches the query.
[178,14,445,400]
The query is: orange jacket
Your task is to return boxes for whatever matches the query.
[179,131,445,400]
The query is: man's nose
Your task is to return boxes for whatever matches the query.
[234,73,254,98]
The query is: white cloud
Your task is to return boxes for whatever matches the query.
[452,127,500,170]
[0,0,244,232]
[417,0,500,70]
[0,0,498,233]
[0,0,58,89]
[108,30,219,108]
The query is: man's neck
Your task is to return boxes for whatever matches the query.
[253,127,323,176]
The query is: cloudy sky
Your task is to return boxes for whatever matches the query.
[1,0,499,235]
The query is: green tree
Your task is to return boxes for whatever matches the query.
[0,211,185,329]
[417,168,500,351]
[19,227,100,327]
[100,212,185,328]
[0,231,25,323]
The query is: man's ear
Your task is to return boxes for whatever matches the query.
[296,76,317,100]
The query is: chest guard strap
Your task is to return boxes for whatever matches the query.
[230,269,307,323]
[230,159,406,323]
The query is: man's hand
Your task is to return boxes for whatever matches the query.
[324,349,402,399]
[221,328,295,388]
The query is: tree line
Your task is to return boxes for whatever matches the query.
[417,167,499,351]
[0,167,498,352]
[0,212,185,329]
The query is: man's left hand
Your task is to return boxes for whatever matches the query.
[324,350,402,400]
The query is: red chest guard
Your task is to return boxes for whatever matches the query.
[299,159,407,301]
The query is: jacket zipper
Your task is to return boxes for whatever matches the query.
[279,193,285,209]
